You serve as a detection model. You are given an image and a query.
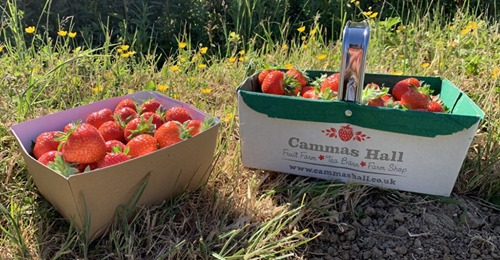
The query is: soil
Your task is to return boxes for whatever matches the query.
[305,191,500,260]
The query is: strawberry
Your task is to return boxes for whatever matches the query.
[258,69,276,86]
[86,108,114,129]
[98,120,125,142]
[141,112,164,130]
[261,70,285,95]
[301,86,319,99]
[362,83,389,107]
[126,134,157,158]
[115,98,137,113]
[140,99,162,114]
[155,121,184,149]
[428,100,445,112]
[185,117,214,137]
[48,153,80,177]
[114,107,138,124]
[105,140,126,153]
[33,131,61,159]
[165,106,192,124]
[286,69,307,88]
[58,123,107,164]
[400,86,430,110]
[38,150,63,166]
[123,116,156,142]
[96,151,130,169]
[320,73,340,94]
[392,77,421,101]
[338,125,354,142]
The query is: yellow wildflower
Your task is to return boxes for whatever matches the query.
[0,45,4,52]
[421,62,430,69]
[355,1,360,5]
[282,43,289,50]
[201,88,212,94]
[57,30,68,37]
[396,25,406,33]
[25,26,35,34]
[229,32,241,42]
[120,45,130,51]
[228,57,237,63]
[157,84,168,92]
[363,11,373,17]
[178,42,187,49]
[117,48,123,53]
[128,89,134,95]
[170,65,180,72]
[200,47,208,54]
[68,32,77,38]
[492,67,500,80]
[309,28,317,35]
[369,12,378,19]
[239,49,245,55]
[197,63,207,69]
[301,36,307,41]
[121,51,136,58]
[301,44,308,49]
[316,53,327,60]
[390,71,404,75]
[297,26,306,33]
[179,56,187,63]
[92,85,104,93]
[285,64,294,69]
[223,113,233,123]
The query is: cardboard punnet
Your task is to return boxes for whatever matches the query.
[11,91,220,240]
[237,71,484,197]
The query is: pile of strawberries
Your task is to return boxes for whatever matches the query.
[258,69,446,112]
[32,98,212,176]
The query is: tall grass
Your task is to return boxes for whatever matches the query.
[0,0,499,258]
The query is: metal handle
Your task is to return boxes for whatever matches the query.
[338,20,370,103]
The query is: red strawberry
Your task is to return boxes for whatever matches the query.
[392,77,421,101]
[258,69,275,86]
[105,140,126,153]
[428,101,445,112]
[165,106,192,124]
[33,131,61,159]
[338,125,354,142]
[320,73,340,93]
[400,86,430,110]
[115,98,137,113]
[126,134,157,158]
[63,122,75,132]
[286,69,307,88]
[141,112,164,130]
[123,117,156,142]
[96,152,130,169]
[185,119,202,137]
[261,70,285,95]
[155,121,183,149]
[98,121,125,142]
[38,150,63,166]
[59,123,107,164]
[114,107,138,124]
[86,108,114,129]
[301,86,318,99]
[362,83,389,107]
[140,99,162,114]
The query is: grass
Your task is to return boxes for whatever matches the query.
[1,0,499,258]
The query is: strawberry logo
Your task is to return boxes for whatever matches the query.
[321,124,370,142]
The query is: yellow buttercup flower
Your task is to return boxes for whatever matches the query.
[239,49,245,55]
[309,28,317,35]
[301,36,307,41]
[369,12,378,19]
[228,57,237,63]
[0,46,4,52]
[301,44,308,49]
[297,26,306,33]
[179,57,187,63]
[197,63,207,69]
[68,32,77,38]
[170,65,180,72]
[201,88,212,94]
[127,89,134,95]
[157,84,168,92]
[229,32,240,42]
[92,85,104,93]
[396,25,406,33]
[316,53,327,60]
[25,26,35,34]
[120,45,130,51]
[421,62,430,69]
[200,47,208,54]
[282,43,289,50]
[223,113,233,123]
[58,30,68,37]
[492,67,500,80]
[178,42,187,49]
[285,64,294,69]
